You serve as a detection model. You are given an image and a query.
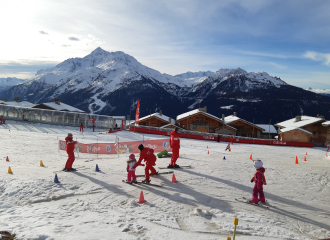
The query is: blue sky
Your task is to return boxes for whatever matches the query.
[0,0,329,89]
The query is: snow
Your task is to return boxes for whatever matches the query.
[37,102,85,113]
[255,124,277,134]
[278,126,313,135]
[220,105,234,109]
[177,109,223,122]
[1,121,330,239]
[306,88,330,95]
[322,121,330,126]
[0,77,26,92]
[139,113,175,124]
[275,116,325,129]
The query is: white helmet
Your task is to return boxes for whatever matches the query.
[254,159,263,168]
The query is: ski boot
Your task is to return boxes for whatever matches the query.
[62,168,69,172]
[126,180,133,184]
[167,164,174,168]
[174,164,180,168]
[150,172,158,176]
[248,200,258,205]
[132,180,138,184]
[142,179,151,184]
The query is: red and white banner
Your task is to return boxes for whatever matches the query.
[135,100,140,124]
[59,138,171,155]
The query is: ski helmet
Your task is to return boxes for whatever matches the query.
[254,159,263,168]
[68,133,73,137]
[138,144,144,151]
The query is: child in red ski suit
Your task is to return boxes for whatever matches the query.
[133,144,157,183]
[168,127,180,168]
[126,154,144,184]
[250,159,266,204]
[64,133,77,171]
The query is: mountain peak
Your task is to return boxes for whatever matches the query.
[90,47,108,55]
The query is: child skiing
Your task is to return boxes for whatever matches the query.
[225,144,230,151]
[132,144,157,183]
[126,154,144,184]
[250,159,266,204]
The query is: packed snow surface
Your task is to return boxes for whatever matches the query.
[1,121,330,239]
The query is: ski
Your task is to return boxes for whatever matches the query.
[53,165,85,173]
[158,165,191,169]
[136,171,174,177]
[235,198,270,209]
[122,180,163,187]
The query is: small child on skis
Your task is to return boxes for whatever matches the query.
[126,154,144,184]
[225,144,230,151]
[250,159,266,204]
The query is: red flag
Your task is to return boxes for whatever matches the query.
[135,100,140,124]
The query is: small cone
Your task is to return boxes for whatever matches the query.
[95,164,100,172]
[6,156,9,162]
[172,173,178,183]
[207,145,208,148]
[8,166,13,174]
[40,160,44,167]
[327,154,329,158]
[230,148,231,152]
[54,174,60,183]
[137,191,146,204]
[304,156,307,161]
[208,151,209,154]
[250,154,252,160]
[223,156,226,160]
[295,156,299,164]
[306,152,307,155]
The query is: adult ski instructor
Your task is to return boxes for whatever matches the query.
[168,127,180,168]
[133,144,157,183]
[63,133,77,172]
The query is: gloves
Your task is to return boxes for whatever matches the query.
[251,180,253,183]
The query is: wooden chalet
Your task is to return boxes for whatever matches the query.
[32,98,85,113]
[138,111,175,127]
[176,107,232,133]
[224,113,265,138]
[275,115,328,147]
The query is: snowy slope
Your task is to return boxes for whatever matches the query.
[0,77,26,92]
[1,121,330,239]
[306,87,330,97]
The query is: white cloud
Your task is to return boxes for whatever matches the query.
[304,51,330,66]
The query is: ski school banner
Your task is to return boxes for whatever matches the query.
[59,139,171,155]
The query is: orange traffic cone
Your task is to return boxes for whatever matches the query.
[40,160,44,167]
[327,154,329,158]
[295,156,299,164]
[304,156,307,161]
[250,154,252,160]
[6,156,9,162]
[208,151,209,154]
[207,145,208,148]
[8,166,13,174]
[172,173,178,183]
[306,152,307,155]
[230,148,231,152]
[137,191,146,204]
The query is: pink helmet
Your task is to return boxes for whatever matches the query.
[129,154,135,160]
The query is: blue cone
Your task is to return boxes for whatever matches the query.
[223,156,226,160]
[54,174,60,183]
[95,164,100,172]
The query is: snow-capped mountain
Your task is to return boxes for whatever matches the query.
[0,77,26,92]
[1,47,330,123]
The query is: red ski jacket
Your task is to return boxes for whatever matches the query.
[133,148,156,168]
[170,131,180,149]
[251,167,266,189]
[65,137,76,153]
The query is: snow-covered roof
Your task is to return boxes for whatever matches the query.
[322,121,330,126]
[177,109,223,122]
[4,101,36,108]
[224,115,265,131]
[275,115,324,129]
[279,127,313,135]
[255,124,277,134]
[139,113,175,124]
[34,102,85,113]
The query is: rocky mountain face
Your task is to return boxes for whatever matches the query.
[1,47,330,124]
[0,77,26,92]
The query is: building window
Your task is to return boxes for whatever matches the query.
[144,123,147,126]
[200,118,203,122]
[196,118,199,122]
[183,125,185,129]
[152,123,156,127]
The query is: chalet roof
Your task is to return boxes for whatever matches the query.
[3,101,35,108]
[177,109,223,122]
[255,124,277,134]
[279,127,313,135]
[224,115,265,131]
[33,102,85,113]
[322,121,330,126]
[139,113,175,124]
[275,115,324,129]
